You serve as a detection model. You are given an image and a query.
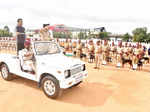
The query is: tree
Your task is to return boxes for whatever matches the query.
[78,31,88,39]
[132,27,148,42]
[122,33,132,42]
[0,25,12,37]
[66,31,72,38]
[53,31,72,38]
[88,31,97,39]
[146,33,150,43]
[87,30,91,39]
[78,32,84,39]
[98,32,109,40]
[4,26,10,32]
[0,29,12,37]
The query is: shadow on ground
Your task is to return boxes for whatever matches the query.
[10,75,113,107]
[59,82,113,107]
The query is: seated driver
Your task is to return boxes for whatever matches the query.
[21,40,35,72]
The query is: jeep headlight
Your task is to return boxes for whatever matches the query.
[64,70,71,78]
[81,64,86,71]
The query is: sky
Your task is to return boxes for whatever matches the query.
[0,0,150,34]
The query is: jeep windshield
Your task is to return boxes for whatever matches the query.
[34,42,61,55]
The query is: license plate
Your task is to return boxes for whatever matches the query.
[75,74,83,82]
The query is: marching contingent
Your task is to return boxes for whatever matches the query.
[0,37,149,71]
[57,38,150,70]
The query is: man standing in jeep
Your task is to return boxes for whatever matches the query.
[15,18,26,54]
[39,24,51,41]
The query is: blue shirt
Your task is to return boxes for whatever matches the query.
[16,26,25,39]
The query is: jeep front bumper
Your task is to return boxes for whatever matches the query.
[59,71,87,89]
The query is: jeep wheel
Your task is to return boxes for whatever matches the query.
[1,64,12,81]
[42,75,60,99]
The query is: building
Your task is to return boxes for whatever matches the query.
[26,25,124,41]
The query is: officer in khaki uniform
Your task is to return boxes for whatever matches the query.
[122,43,132,68]
[40,24,51,41]
[94,40,102,69]
[64,39,69,54]
[123,43,129,54]
[88,40,95,63]
[110,42,117,63]
[128,43,133,55]
[72,41,77,56]
[133,44,141,69]
[116,42,123,67]
[20,40,35,73]
[76,40,82,58]
[80,43,88,61]
[68,39,72,51]
[102,40,109,65]
[62,41,65,48]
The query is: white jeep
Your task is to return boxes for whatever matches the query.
[0,41,87,99]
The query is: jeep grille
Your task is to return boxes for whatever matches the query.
[70,66,82,75]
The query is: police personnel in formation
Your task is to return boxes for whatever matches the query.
[57,39,150,70]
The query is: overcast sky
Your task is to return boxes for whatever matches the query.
[0,0,150,34]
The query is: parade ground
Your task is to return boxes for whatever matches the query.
[0,62,150,112]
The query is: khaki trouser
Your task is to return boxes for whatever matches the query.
[117,54,122,63]
[76,49,81,57]
[110,51,117,63]
[132,55,138,64]
[102,51,108,61]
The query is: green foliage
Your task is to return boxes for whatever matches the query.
[53,31,72,38]
[4,26,10,32]
[146,33,150,42]
[78,32,88,39]
[122,33,132,42]
[0,26,12,37]
[0,29,13,37]
[88,33,96,39]
[98,32,109,40]
[132,27,148,42]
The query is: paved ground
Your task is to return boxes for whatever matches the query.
[1,63,150,112]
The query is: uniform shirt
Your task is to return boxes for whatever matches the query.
[88,45,94,52]
[102,45,109,52]
[77,43,82,50]
[95,45,102,53]
[123,53,129,60]
[128,47,133,53]
[85,43,88,48]
[144,51,149,57]
[40,29,50,41]
[21,48,33,61]
[64,42,69,49]
[111,46,116,51]
[72,42,76,48]
[82,48,87,54]
[69,42,72,47]
[139,48,143,54]
[134,48,140,55]
[123,47,128,53]
[62,42,65,48]
[117,47,123,54]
